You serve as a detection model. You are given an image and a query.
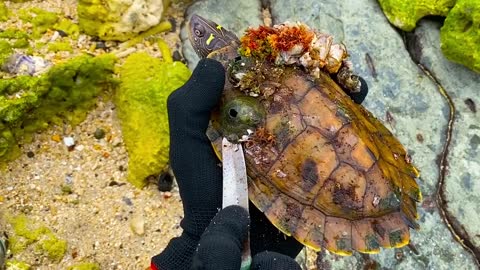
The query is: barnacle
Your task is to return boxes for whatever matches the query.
[239,23,349,78]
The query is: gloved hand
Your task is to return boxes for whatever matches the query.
[191,205,302,270]
[151,58,368,270]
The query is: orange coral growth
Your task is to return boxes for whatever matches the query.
[275,25,314,52]
[240,24,314,61]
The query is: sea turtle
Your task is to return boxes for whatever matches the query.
[187,14,421,255]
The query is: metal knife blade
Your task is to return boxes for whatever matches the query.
[222,137,249,211]
[221,137,251,270]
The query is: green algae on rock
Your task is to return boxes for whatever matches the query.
[0,29,31,67]
[115,52,191,188]
[53,19,81,39]
[378,0,455,31]
[67,262,101,270]
[0,1,9,22]
[0,54,117,165]
[47,41,73,53]
[5,260,31,270]
[78,0,170,41]
[7,214,67,262]
[19,8,59,38]
[441,0,480,73]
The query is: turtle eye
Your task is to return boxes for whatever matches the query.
[193,23,205,37]
[221,96,266,139]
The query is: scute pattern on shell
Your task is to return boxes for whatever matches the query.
[209,63,421,256]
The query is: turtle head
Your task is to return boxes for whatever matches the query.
[220,96,266,142]
[188,14,240,60]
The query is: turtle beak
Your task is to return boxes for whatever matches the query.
[188,14,239,59]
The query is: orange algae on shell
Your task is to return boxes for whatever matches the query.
[240,24,314,60]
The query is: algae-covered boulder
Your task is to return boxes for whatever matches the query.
[7,214,67,262]
[441,0,480,73]
[377,0,456,31]
[67,262,101,270]
[0,54,117,165]
[115,52,190,188]
[78,0,168,41]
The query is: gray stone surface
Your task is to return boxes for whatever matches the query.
[411,19,480,248]
[180,0,479,268]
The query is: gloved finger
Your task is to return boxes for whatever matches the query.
[191,205,250,270]
[251,251,302,270]
[347,76,368,104]
[249,201,303,258]
[167,58,225,237]
[167,58,225,131]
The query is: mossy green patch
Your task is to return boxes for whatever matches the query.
[378,0,456,31]
[6,260,31,270]
[7,214,67,261]
[19,8,59,38]
[0,1,9,22]
[0,54,117,165]
[54,19,80,39]
[0,29,31,66]
[47,41,73,52]
[115,52,191,187]
[441,0,480,73]
[0,40,14,67]
[67,262,101,270]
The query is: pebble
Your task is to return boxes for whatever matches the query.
[157,173,173,192]
[130,213,145,236]
[172,50,183,62]
[56,30,68,37]
[63,136,75,149]
[95,41,107,50]
[94,128,106,140]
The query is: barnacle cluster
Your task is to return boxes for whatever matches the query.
[239,22,350,78]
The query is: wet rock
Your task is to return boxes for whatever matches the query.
[440,0,480,73]
[78,0,166,41]
[180,0,263,69]
[411,19,480,250]
[181,0,479,267]
[377,0,455,31]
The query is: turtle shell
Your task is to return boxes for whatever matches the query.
[207,60,421,255]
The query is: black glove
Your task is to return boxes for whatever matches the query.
[151,58,368,270]
[191,205,302,270]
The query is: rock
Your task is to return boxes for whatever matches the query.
[410,18,480,250]
[93,128,106,140]
[377,0,455,31]
[181,0,479,268]
[157,172,173,192]
[77,0,167,41]
[114,52,190,187]
[440,0,480,73]
[272,0,478,267]
[130,213,145,235]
